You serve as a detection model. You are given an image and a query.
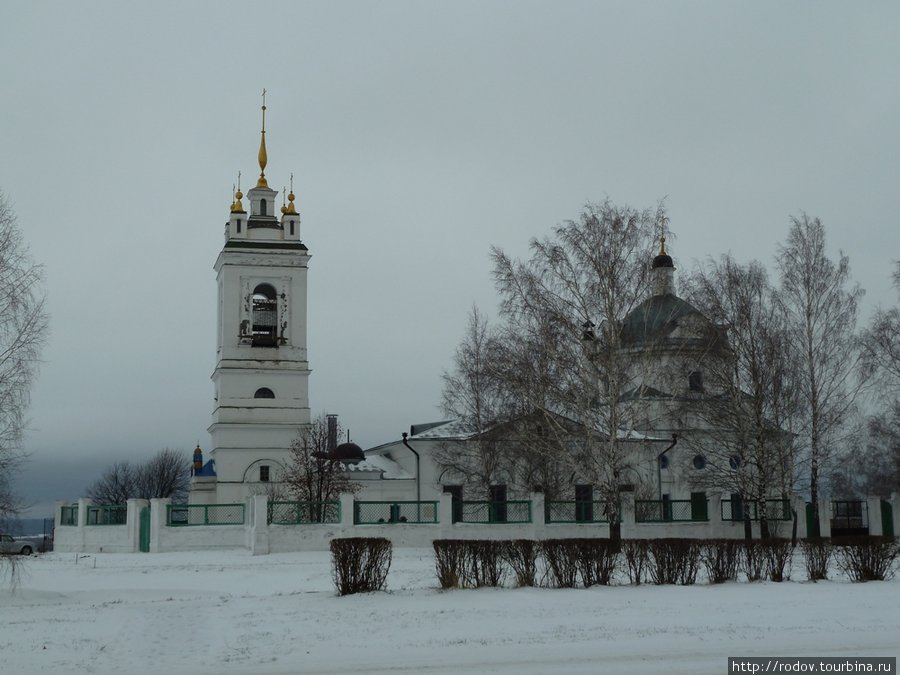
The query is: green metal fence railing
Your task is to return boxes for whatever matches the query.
[59,505,78,526]
[544,500,611,524]
[267,501,340,525]
[354,501,439,524]
[721,499,792,522]
[635,499,708,523]
[166,503,245,526]
[454,500,532,524]
[86,505,127,525]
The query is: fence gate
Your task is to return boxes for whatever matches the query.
[882,500,895,538]
[139,507,150,552]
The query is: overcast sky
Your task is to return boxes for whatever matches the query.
[2,2,899,516]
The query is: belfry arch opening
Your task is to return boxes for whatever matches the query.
[251,283,278,347]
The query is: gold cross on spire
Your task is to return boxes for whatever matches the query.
[257,88,269,187]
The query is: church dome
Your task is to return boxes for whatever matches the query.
[621,293,710,346]
[651,252,674,269]
[332,442,365,463]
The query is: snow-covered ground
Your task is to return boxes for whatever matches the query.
[2,549,897,675]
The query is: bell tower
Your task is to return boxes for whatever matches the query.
[201,95,311,503]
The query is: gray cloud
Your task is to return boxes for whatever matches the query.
[2,2,898,516]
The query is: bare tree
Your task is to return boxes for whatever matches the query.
[134,448,190,502]
[283,414,360,517]
[776,214,863,536]
[0,189,46,591]
[862,262,900,390]
[85,462,138,505]
[85,449,191,504]
[681,256,800,538]
[0,191,48,525]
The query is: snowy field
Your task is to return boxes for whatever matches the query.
[2,549,897,675]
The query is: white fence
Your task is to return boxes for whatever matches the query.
[52,492,900,556]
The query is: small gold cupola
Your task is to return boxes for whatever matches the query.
[285,173,298,215]
[231,173,246,214]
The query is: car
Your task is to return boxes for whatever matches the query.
[0,533,35,555]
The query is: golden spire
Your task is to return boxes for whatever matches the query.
[231,172,246,213]
[285,172,298,215]
[659,236,667,256]
[256,89,268,188]
[280,187,288,215]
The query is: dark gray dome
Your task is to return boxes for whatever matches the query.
[651,253,674,269]
[332,442,365,463]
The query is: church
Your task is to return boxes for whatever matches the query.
[54,103,896,554]
[187,103,789,526]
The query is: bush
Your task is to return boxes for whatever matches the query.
[433,539,468,589]
[647,539,700,585]
[621,540,649,585]
[700,539,740,584]
[742,541,766,582]
[469,540,507,588]
[330,537,392,596]
[834,537,900,582]
[504,539,539,587]
[761,539,794,582]
[541,539,580,588]
[573,538,619,587]
[433,540,508,588]
[800,538,832,581]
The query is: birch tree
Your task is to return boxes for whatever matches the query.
[776,214,863,536]
[0,191,48,524]
[681,256,800,538]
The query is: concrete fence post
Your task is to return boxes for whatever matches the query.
[339,493,356,533]
[250,494,269,555]
[77,498,91,552]
[126,499,147,553]
[866,496,883,536]
[530,492,546,540]
[818,499,831,538]
[791,496,807,539]
[708,493,723,537]
[149,498,170,553]
[438,491,454,538]
[620,491,636,540]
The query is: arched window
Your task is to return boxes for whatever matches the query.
[251,283,278,346]
[254,387,275,399]
[260,198,267,216]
